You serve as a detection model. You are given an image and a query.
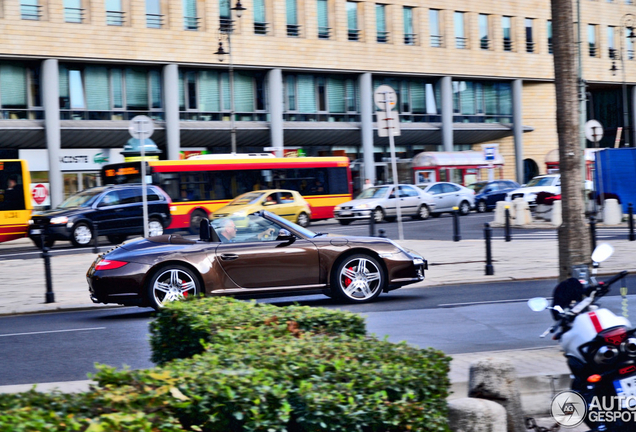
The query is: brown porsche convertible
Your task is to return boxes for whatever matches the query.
[87,211,427,310]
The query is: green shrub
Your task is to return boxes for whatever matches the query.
[150,296,367,364]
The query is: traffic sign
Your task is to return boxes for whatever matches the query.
[129,115,154,140]
[374,85,398,111]
[376,111,401,137]
[585,119,604,143]
[31,183,49,206]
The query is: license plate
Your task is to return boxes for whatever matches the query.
[614,375,636,408]
[340,212,352,216]
[30,229,42,235]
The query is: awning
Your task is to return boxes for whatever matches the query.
[412,150,504,168]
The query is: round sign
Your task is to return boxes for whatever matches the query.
[32,183,48,205]
[585,119,604,143]
[374,85,398,111]
[129,115,154,140]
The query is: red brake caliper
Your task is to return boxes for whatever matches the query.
[344,266,354,286]
[182,281,188,297]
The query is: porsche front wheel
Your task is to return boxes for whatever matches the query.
[332,254,385,303]
[147,265,200,310]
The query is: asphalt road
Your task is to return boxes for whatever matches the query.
[2,275,636,387]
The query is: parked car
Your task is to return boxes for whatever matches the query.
[87,211,428,309]
[210,189,312,227]
[28,184,172,248]
[505,174,561,207]
[333,184,436,224]
[416,182,475,216]
[468,180,521,213]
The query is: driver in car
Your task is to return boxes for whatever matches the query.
[218,218,276,243]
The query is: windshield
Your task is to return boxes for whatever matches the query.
[526,177,555,187]
[264,211,318,238]
[467,182,487,193]
[58,188,104,208]
[356,186,390,199]
[229,192,265,206]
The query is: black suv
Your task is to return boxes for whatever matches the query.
[28,184,172,248]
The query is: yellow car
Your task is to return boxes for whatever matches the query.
[211,189,312,227]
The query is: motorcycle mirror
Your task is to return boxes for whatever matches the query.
[528,297,550,312]
[591,243,614,264]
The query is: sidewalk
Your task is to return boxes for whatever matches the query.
[1,230,636,423]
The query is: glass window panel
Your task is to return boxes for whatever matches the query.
[21,0,39,20]
[460,81,475,115]
[69,70,85,109]
[608,26,615,50]
[29,66,41,107]
[150,70,161,108]
[454,12,464,38]
[347,1,357,32]
[376,4,386,42]
[178,70,185,110]
[429,9,439,35]
[479,14,488,40]
[484,82,497,115]
[403,7,413,38]
[184,0,198,29]
[85,66,110,110]
[65,0,82,23]
[327,76,345,113]
[285,75,296,111]
[221,72,230,110]
[0,64,27,108]
[147,0,161,28]
[199,70,220,111]
[254,0,265,23]
[317,0,329,37]
[345,78,356,112]
[59,65,69,101]
[498,82,512,115]
[286,0,297,25]
[125,68,149,110]
[317,76,326,111]
[425,83,437,114]
[111,68,123,109]
[411,80,425,113]
[297,74,316,113]
[475,82,484,114]
[186,71,197,109]
[219,0,230,19]
[399,80,409,112]
[235,72,254,112]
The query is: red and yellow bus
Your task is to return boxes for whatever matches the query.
[101,154,352,233]
[0,159,32,243]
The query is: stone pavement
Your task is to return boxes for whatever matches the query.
[1,228,636,424]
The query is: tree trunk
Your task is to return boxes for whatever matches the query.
[551,0,591,280]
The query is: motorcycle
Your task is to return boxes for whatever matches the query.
[528,243,633,431]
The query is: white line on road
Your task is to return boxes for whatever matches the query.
[438,298,547,308]
[0,327,106,337]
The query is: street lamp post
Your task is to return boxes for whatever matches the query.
[610,14,636,147]
[215,0,246,154]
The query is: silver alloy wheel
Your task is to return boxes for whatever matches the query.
[373,208,384,223]
[459,201,471,215]
[297,212,310,227]
[73,224,93,245]
[151,268,198,308]
[477,200,487,213]
[418,205,430,220]
[338,256,382,301]
[148,219,164,237]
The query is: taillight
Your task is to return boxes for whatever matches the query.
[95,260,128,271]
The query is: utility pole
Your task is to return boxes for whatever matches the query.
[552,0,591,280]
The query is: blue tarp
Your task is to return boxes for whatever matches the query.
[594,148,636,213]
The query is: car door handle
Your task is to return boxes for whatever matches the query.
[220,253,239,261]
[115,208,124,212]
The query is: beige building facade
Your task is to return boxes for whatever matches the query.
[0,0,634,204]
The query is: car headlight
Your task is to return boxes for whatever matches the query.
[355,204,369,209]
[527,193,537,201]
[334,205,341,211]
[28,219,34,225]
[50,216,68,225]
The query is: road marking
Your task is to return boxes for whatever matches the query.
[438,298,550,308]
[0,327,106,337]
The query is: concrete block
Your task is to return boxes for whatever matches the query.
[603,199,622,225]
[468,358,526,432]
[448,398,507,432]
[550,200,562,227]
[513,199,532,226]
[495,201,514,225]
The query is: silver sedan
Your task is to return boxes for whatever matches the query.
[416,182,475,216]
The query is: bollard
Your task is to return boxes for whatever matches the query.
[93,221,100,254]
[368,211,375,237]
[40,227,55,303]
[589,215,597,253]
[378,229,386,238]
[504,206,511,242]
[629,203,635,242]
[484,223,494,275]
[452,206,461,242]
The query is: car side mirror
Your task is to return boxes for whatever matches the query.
[276,229,295,242]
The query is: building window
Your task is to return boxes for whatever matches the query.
[286,0,300,37]
[608,26,616,59]
[525,18,534,53]
[21,0,41,20]
[317,0,330,39]
[454,11,466,49]
[220,0,231,32]
[253,0,268,34]
[64,0,84,23]
[106,0,125,26]
[184,0,199,30]
[373,77,440,122]
[146,0,163,28]
[502,16,512,51]
[429,9,442,47]
[403,7,415,45]
[0,62,43,120]
[547,20,552,54]
[452,80,512,123]
[376,4,388,43]
[479,14,490,49]
[588,24,598,57]
[347,1,359,41]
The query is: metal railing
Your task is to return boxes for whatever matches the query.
[254,21,268,35]
[287,24,301,37]
[526,41,535,53]
[503,39,513,51]
[106,10,125,26]
[480,37,490,50]
[404,33,416,45]
[146,13,163,28]
[64,7,84,23]
[455,36,467,49]
[21,4,41,20]
[430,34,443,47]
[589,45,598,57]
[184,16,200,30]
[318,26,331,39]
[377,31,389,43]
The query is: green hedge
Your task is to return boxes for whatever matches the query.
[149,296,367,364]
[0,297,451,432]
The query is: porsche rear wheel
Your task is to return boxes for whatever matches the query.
[147,265,200,310]
[332,254,385,303]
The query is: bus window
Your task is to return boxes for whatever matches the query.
[0,163,26,211]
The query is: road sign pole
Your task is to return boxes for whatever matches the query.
[138,119,149,238]
[384,91,404,241]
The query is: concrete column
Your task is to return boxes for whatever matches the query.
[359,73,375,183]
[268,68,284,157]
[441,76,453,152]
[163,64,180,160]
[513,79,524,184]
[42,59,63,208]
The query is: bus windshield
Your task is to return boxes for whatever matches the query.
[58,188,104,209]
[229,192,265,206]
